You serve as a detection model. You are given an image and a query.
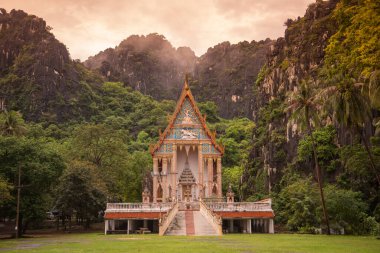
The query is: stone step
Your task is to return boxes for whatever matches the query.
[185,211,195,235]
[193,211,218,236]
[165,209,218,236]
[165,211,186,235]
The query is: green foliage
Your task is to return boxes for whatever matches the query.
[222,166,243,195]
[324,185,373,234]
[198,101,219,123]
[0,110,28,136]
[338,144,380,206]
[0,175,13,206]
[0,136,65,230]
[123,151,152,202]
[324,0,380,79]
[275,178,320,233]
[297,126,339,173]
[255,65,269,86]
[55,161,107,227]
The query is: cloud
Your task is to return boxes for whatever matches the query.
[1,0,314,60]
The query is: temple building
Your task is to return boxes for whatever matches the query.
[149,80,224,203]
[104,80,275,235]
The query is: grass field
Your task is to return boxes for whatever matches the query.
[0,233,379,253]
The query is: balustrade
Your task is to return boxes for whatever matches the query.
[106,203,173,212]
[205,202,271,212]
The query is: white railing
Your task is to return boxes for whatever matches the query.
[106,203,173,213]
[199,199,222,235]
[205,202,272,212]
[159,202,179,236]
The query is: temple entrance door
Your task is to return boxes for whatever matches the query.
[182,184,192,202]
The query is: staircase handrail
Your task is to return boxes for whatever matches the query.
[199,199,223,235]
[159,201,179,236]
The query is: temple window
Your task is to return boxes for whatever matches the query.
[158,159,163,174]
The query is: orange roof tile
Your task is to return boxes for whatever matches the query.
[104,212,165,220]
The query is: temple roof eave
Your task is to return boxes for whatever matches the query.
[150,80,224,156]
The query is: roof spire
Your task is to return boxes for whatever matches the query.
[184,74,189,91]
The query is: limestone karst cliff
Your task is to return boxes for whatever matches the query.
[85,34,273,119]
[0,9,100,122]
[242,0,340,197]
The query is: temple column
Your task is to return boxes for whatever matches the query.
[104,220,109,235]
[198,144,203,199]
[229,219,234,233]
[172,144,177,201]
[208,157,213,196]
[111,220,115,231]
[127,219,130,234]
[217,157,222,197]
[143,220,148,228]
[153,157,158,203]
[269,219,274,234]
[162,157,168,202]
[247,219,252,234]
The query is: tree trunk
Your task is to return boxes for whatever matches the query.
[306,114,330,235]
[359,127,380,185]
[17,215,23,238]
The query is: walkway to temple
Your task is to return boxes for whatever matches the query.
[165,209,219,236]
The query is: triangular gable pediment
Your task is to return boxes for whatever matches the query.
[150,80,224,155]
[174,98,201,125]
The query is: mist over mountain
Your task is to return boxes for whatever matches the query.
[85,34,273,118]
[84,33,197,100]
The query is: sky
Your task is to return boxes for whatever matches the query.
[1,0,314,61]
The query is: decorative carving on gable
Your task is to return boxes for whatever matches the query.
[166,128,208,140]
[155,143,173,154]
[150,80,224,156]
[181,129,197,139]
[175,98,200,125]
[202,143,220,154]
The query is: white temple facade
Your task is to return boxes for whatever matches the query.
[149,80,223,203]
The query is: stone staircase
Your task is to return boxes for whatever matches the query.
[165,210,219,236]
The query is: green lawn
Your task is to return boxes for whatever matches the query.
[0,233,379,253]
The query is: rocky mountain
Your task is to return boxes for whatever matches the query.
[85,35,273,119]
[242,0,341,196]
[191,39,272,118]
[0,9,101,122]
[84,34,197,100]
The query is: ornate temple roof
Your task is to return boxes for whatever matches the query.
[150,79,224,155]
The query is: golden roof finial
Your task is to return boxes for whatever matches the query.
[184,74,189,91]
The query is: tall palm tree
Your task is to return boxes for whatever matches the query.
[320,74,380,184]
[286,79,331,235]
[0,110,27,137]
[369,70,380,109]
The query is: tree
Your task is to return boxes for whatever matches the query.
[0,110,27,136]
[68,124,131,200]
[369,70,380,110]
[297,126,339,173]
[286,79,330,234]
[320,74,380,184]
[0,136,65,235]
[275,177,320,233]
[324,185,371,234]
[55,161,107,229]
[0,175,13,206]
